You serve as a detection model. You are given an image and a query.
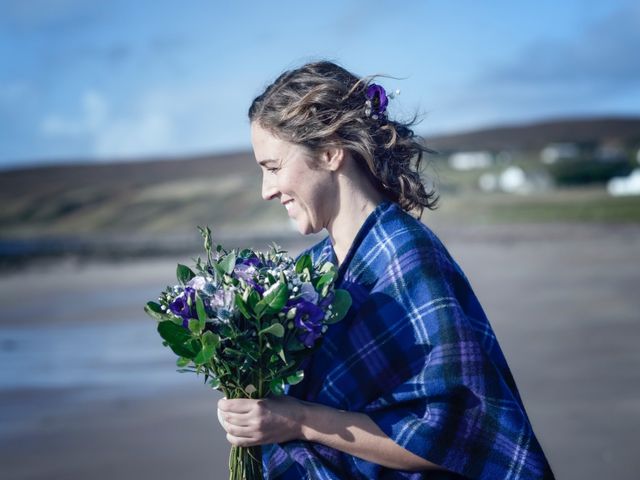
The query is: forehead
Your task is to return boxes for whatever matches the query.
[251,122,288,162]
[250,123,312,164]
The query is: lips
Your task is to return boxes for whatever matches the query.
[283,199,294,212]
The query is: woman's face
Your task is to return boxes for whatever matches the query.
[250,122,336,235]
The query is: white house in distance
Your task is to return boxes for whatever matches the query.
[448,151,493,170]
[607,169,640,196]
[540,143,580,164]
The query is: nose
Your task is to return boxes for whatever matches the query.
[261,173,279,201]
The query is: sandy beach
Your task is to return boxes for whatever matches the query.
[1,222,639,479]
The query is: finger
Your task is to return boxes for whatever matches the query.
[222,412,253,427]
[218,398,255,413]
[224,423,255,438]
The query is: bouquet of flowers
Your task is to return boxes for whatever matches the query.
[144,227,351,480]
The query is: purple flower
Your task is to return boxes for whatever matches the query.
[365,84,388,118]
[293,299,324,348]
[234,256,261,282]
[169,287,196,328]
[299,282,319,303]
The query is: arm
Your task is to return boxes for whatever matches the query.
[217,396,445,472]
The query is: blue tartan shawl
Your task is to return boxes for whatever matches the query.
[262,201,554,479]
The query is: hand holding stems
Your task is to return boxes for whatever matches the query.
[218,396,445,472]
[218,395,305,447]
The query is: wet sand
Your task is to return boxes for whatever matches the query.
[1,223,639,479]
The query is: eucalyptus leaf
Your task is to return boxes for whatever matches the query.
[202,330,220,348]
[144,302,173,322]
[177,264,195,285]
[188,318,203,334]
[194,345,215,364]
[269,378,285,395]
[234,293,251,319]
[247,289,260,311]
[295,254,312,274]
[319,261,335,274]
[218,252,237,275]
[277,348,287,364]
[286,370,304,385]
[195,295,208,323]
[176,356,191,368]
[259,323,285,338]
[315,272,336,293]
[157,321,197,358]
[255,281,288,318]
[326,288,352,324]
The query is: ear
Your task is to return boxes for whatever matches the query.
[320,145,347,172]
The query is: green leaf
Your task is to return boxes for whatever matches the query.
[255,281,288,318]
[157,321,197,358]
[194,345,215,364]
[177,264,195,285]
[269,378,285,395]
[202,330,219,349]
[315,272,336,293]
[195,295,208,322]
[234,293,251,319]
[144,302,173,322]
[188,318,203,334]
[326,289,352,324]
[286,336,306,351]
[295,254,312,274]
[277,348,287,364]
[176,356,191,368]
[247,289,260,311]
[218,252,237,275]
[208,377,221,389]
[286,370,304,385]
[259,323,285,338]
[319,261,335,274]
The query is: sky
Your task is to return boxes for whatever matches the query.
[1,0,639,169]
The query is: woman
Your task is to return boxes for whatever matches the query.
[217,61,555,479]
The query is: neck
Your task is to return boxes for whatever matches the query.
[327,179,385,266]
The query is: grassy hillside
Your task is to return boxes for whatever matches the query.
[2,117,640,251]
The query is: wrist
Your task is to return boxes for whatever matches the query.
[297,399,318,442]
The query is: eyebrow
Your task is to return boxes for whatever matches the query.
[257,158,278,166]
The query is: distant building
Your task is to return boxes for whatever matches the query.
[607,169,640,196]
[479,166,552,194]
[448,151,493,170]
[540,143,580,164]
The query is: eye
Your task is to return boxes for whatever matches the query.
[266,166,280,173]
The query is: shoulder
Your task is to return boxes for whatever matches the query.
[374,203,460,273]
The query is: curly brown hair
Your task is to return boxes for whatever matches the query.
[248,60,438,217]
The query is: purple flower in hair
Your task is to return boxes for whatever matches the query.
[365,84,389,119]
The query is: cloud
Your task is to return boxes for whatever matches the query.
[422,2,640,134]
[41,90,108,137]
[487,3,640,95]
[39,82,249,160]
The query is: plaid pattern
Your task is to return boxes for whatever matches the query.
[262,201,554,479]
